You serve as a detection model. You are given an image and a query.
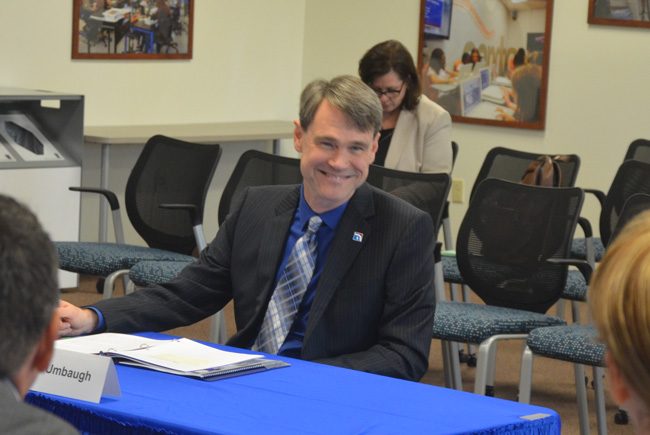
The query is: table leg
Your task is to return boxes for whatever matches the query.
[272,138,280,155]
[99,143,110,242]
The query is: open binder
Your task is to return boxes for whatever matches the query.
[56,333,288,381]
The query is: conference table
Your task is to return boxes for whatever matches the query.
[84,121,294,242]
[28,333,560,434]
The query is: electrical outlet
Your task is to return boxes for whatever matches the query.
[451,178,465,203]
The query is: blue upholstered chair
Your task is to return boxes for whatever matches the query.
[518,192,650,435]
[432,179,584,394]
[441,147,581,363]
[56,135,221,298]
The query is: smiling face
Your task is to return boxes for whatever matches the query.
[294,100,379,213]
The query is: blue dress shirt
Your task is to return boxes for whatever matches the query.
[276,187,347,357]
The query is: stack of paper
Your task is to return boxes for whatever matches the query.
[56,333,288,380]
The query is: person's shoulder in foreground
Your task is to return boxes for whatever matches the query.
[590,209,650,434]
[0,381,76,435]
[0,194,78,434]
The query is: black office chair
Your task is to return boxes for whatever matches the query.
[624,138,650,162]
[519,193,650,435]
[55,135,222,298]
[570,159,650,265]
[366,165,451,235]
[128,150,303,342]
[440,141,459,250]
[445,147,581,283]
[432,179,584,394]
[571,139,650,263]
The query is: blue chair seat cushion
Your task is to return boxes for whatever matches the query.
[432,301,566,344]
[527,324,606,367]
[561,270,588,302]
[55,242,194,276]
[442,256,464,284]
[570,237,605,262]
[129,260,194,286]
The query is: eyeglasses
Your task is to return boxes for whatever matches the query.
[372,82,405,98]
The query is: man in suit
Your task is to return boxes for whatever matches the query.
[0,195,78,434]
[58,75,436,381]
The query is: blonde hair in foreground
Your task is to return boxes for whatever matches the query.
[590,209,650,410]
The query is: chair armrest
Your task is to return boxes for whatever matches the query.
[577,217,593,238]
[547,258,593,284]
[69,187,120,211]
[584,188,606,209]
[159,203,200,226]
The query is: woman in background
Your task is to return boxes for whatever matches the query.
[590,210,650,434]
[427,48,457,85]
[359,40,452,173]
[496,64,541,122]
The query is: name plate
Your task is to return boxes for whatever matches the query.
[31,349,121,403]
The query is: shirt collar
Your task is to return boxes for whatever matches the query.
[298,185,348,230]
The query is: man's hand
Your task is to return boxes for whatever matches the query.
[57,300,99,337]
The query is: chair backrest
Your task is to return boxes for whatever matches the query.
[624,138,650,163]
[125,135,222,255]
[600,159,650,247]
[457,178,584,313]
[608,193,650,243]
[470,147,580,200]
[218,150,302,225]
[367,166,451,234]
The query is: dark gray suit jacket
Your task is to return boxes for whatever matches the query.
[95,183,435,381]
[0,379,78,435]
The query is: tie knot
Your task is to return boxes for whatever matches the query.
[306,215,323,235]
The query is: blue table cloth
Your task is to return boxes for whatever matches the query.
[28,333,560,434]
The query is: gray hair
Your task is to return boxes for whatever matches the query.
[299,75,382,135]
[0,195,58,377]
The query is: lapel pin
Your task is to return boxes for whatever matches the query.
[352,232,363,242]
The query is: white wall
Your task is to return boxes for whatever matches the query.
[2,0,650,246]
[303,0,650,240]
[0,0,305,243]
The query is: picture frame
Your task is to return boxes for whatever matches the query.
[418,0,554,130]
[72,0,193,60]
[588,0,650,29]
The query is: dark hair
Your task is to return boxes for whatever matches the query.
[0,195,58,377]
[513,48,526,68]
[470,48,482,63]
[461,52,471,64]
[300,75,382,135]
[429,48,446,73]
[358,40,421,111]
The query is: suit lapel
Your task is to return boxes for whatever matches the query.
[304,184,375,341]
[254,187,300,317]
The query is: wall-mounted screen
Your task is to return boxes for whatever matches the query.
[423,0,453,39]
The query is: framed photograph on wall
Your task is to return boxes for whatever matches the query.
[72,0,193,60]
[418,0,554,130]
[588,0,650,28]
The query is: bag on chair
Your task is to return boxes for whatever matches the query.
[520,155,567,187]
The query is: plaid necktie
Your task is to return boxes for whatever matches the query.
[253,215,323,354]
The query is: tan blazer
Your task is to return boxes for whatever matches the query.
[384,95,453,174]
